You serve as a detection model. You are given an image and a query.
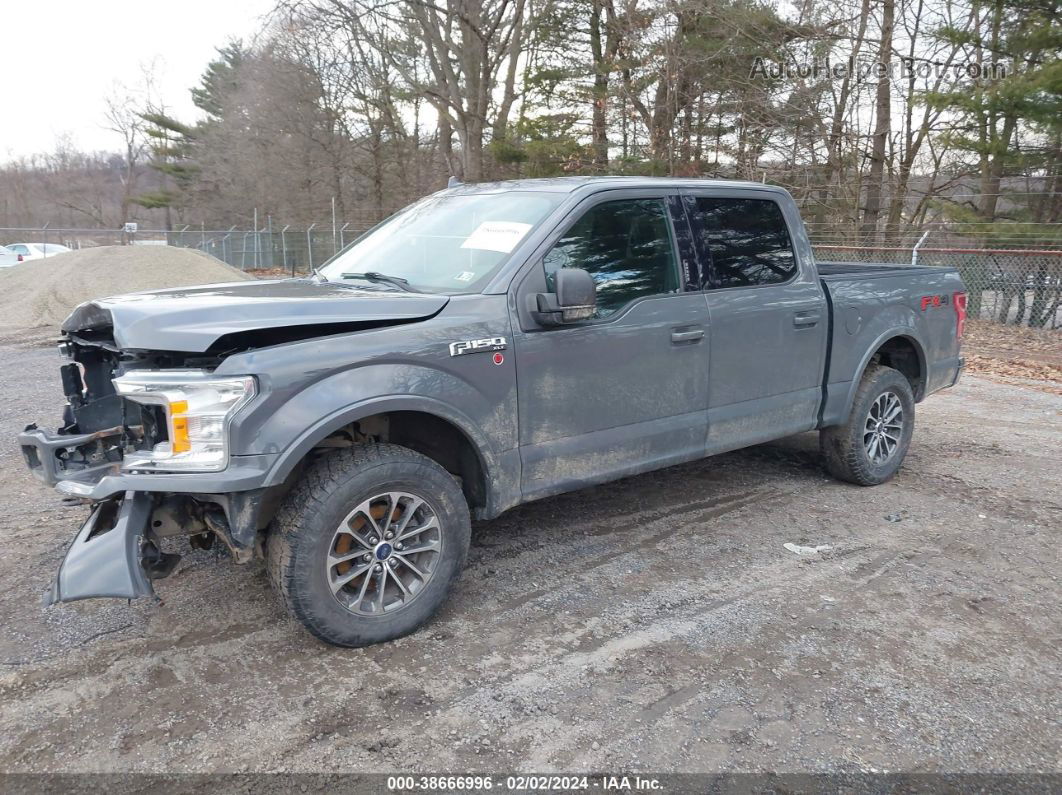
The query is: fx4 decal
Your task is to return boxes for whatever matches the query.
[920,294,950,310]
[449,336,507,357]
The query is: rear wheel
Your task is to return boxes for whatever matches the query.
[267,443,470,647]
[820,364,915,486]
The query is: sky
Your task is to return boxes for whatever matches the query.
[1,0,276,161]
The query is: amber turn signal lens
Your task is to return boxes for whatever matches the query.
[169,399,191,453]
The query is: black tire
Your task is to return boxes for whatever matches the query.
[820,364,915,486]
[267,443,470,647]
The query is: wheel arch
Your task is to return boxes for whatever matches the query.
[869,334,926,400]
[262,396,505,516]
[841,330,927,421]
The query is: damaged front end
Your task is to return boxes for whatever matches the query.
[20,322,266,607]
[19,322,234,488]
[43,492,158,606]
[41,491,256,606]
[19,280,448,608]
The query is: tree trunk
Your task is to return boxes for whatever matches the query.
[463,114,485,182]
[860,0,894,240]
[980,114,1018,221]
[815,0,871,230]
[589,0,609,168]
[439,115,459,180]
[492,0,525,144]
[371,127,384,219]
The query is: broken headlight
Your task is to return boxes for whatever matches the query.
[113,371,256,472]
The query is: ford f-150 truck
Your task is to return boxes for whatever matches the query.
[18,177,966,646]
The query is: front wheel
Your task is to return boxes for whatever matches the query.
[267,443,471,647]
[820,364,915,486]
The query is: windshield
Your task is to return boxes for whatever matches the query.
[319,191,562,292]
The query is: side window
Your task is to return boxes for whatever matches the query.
[9,245,29,255]
[543,198,679,318]
[691,198,796,288]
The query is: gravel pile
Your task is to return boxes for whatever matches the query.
[0,245,253,331]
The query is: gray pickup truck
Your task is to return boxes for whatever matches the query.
[19,177,966,646]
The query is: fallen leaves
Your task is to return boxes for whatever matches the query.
[963,320,1062,394]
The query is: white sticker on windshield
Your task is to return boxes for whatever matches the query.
[454,271,475,282]
[460,221,532,254]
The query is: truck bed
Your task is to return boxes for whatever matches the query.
[815,259,964,429]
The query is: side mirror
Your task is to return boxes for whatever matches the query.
[535,268,597,326]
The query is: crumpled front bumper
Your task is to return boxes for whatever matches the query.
[44,491,156,606]
[21,424,278,606]
[18,424,122,488]
[19,424,277,500]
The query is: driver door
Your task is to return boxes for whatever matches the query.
[510,191,711,501]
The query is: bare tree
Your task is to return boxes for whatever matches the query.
[860,0,895,238]
[103,82,149,226]
[297,0,534,181]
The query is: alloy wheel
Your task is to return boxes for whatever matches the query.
[326,491,442,615]
[863,391,904,465]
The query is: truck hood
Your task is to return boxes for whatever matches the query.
[61,279,450,352]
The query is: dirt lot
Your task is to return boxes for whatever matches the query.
[962,320,1062,396]
[0,340,1059,776]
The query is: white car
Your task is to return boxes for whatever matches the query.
[0,245,23,267]
[5,242,71,261]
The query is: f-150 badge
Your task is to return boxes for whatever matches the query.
[449,336,507,357]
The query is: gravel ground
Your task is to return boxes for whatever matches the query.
[0,340,1058,775]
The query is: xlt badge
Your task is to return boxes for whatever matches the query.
[449,336,507,357]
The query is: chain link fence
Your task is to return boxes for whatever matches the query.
[165,224,379,273]
[2,226,1060,329]
[0,224,376,276]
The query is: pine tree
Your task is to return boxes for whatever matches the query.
[927,0,1061,320]
[133,43,246,226]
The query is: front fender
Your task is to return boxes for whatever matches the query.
[260,390,503,490]
[237,356,515,450]
[214,293,519,513]
[228,353,521,518]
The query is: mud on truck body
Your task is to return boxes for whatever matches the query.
[19,177,966,646]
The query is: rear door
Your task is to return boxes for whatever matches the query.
[511,190,710,500]
[684,190,827,453]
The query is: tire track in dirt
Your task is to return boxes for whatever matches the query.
[1,476,800,721]
[255,491,850,768]
[262,559,841,769]
[489,489,775,614]
[2,484,790,768]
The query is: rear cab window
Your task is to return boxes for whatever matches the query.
[688,197,797,288]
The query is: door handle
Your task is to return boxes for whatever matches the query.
[793,311,821,328]
[671,328,705,344]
